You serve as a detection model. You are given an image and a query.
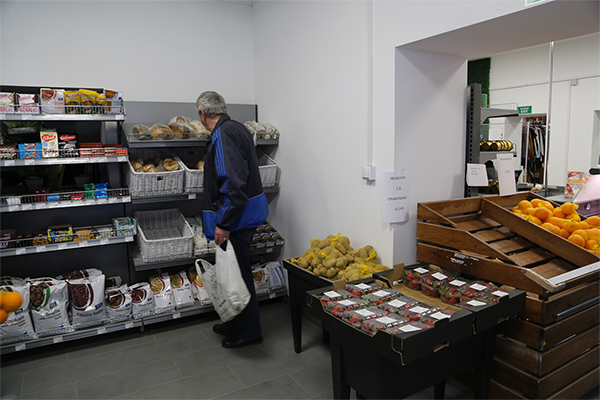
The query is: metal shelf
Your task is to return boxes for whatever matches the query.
[0,155,128,167]
[0,113,125,122]
[0,235,134,257]
[1,189,131,212]
[122,132,278,149]
[130,186,279,205]
[480,105,519,124]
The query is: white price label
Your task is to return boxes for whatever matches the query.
[109,198,117,203]
[5,160,15,166]
[125,236,133,242]
[24,159,35,165]
[97,327,107,334]
[432,272,448,281]
[8,206,19,212]
[450,279,467,287]
[492,290,508,298]
[100,239,109,245]
[324,291,340,298]
[431,312,451,320]
[58,243,68,249]
[78,241,89,247]
[125,322,134,329]
[467,300,487,307]
[173,313,181,319]
[15,343,26,351]
[15,248,26,255]
[399,324,421,332]
[123,196,131,202]
[97,198,108,204]
[376,316,398,325]
[387,299,406,308]
[470,283,487,291]
[414,267,429,274]
[338,300,356,307]
[355,283,371,290]
[355,309,375,317]
[372,290,389,297]
[36,246,46,253]
[188,194,197,200]
[53,336,64,344]
[269,292,276,299]
[35,203,48,209]
[21,204,32,210]
[409,306,429,314]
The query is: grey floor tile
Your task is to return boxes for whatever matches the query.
[1,371,23,399]
[110,394,135,400]
[289,359,332,398]
[76,358,182,399]
[148,314,218,341]
[67,330,156,361]
[1,346,68,375]
[134,366,243,399]
[311,389,333,399]
[216,374,311,400]
[21,350,125,396]
[17,383,77,400]
[173,341,265,377]
[229,346,328,387]
[121,330,212,367]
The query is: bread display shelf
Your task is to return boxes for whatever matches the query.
[1,188,131,212]
[416,192,599,295]
[0,287,287,355]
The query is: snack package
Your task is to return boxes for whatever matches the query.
[66,274,107,327]
[58,133,79,157]
[47,225,74,243]
[28,278,71,334]
[40,128,59,158]
[79,89,97,114]
[129,282,154,318]
[342,306,385,328]
[0,276,26,286]
[64,90,81,114]
[0,145,17,159]
[189,266,210,305]
[169,271,194,308]
[252,265,270,295]
[17,143,42,159]
[0,282,36,342]
[106,284,132,322]
[149,271,174,313]
[16,94,40,114]
[565,171,590,199]
[96,93,106,114]
[40,88,65,114]
[0,92,15,113]
[104,89,123,114]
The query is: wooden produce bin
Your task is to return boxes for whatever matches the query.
[416,192,600,399]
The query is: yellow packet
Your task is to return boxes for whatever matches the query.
[79,89,97,114]
[96,93,106,114]
[63,90,81,114]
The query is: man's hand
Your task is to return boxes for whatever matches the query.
[215,226,230,245]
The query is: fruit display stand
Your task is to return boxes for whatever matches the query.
[416,192,599,399]
[305,272,526,399]
[282,259,331,353]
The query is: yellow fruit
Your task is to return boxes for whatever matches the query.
[527,215,542,225]
[518,200,533,211]
[579,221,591,230]
[572,229,589,241]
[548,217,568,227]
[568,234,586,247]
[534,207,551,221]
[565,213,581,222]
[562,220,581,233]
[530,198,544,208]
[560,229,570,239]
[560,202,579,215]
[541,223,561,236]
[0,309,7,324]
[585,239,599,251]
[586,216,600,227]
[553,208,566,218]
[587,228,600,241]
[1,292,22,313]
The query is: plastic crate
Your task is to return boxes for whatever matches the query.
[257,148,277,187]
[171,147,207,194]
[126,148,184,197]
[134,209,194,263]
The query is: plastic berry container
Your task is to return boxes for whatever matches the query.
[318,289,353,305]
[398,303,438,321]
[378,295,419,314]
[389,320,432,335]
[403,266,429,290]
[486,288,510,304]
[361,288,401,306]
[439,278,470,305]
[325,297,368,317]
[419,271,451,298]
[361,314,408,335]
[419,309,455,327]
[342,306,385,328]
[459,281,498,301]
[345,282,380,297]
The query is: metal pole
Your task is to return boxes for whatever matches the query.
[544,42,554,196]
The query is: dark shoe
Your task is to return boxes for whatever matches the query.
[212,324,230,337]
[222,336,263,349]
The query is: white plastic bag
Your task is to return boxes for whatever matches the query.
[196,241,250,323]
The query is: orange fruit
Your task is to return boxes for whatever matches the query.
[565,212,581,222]
[560,229,570,239]
[587,228,600,241]
[568,234,586,247]
[518,200,533,211]
[0,309,7,324]
[547,217,568,227]
[525,207,537,216]
[541,201,555,212]
[585,239,599,250]
[527,215,542,225]
[534,207,551,221]
[579,221,591,230]
[530,198,544,208]
[541,223,561,235]
[560,202,579,215]
[561,220,581,233]
[585,216,600,227]
[511,206,520,213]
[1,292,22,313]
[572,229,589,241]
[553,208,566,218]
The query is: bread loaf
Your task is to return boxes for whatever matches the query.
[196,160,205,170]
[149,124,173,140]
[169,116,191,125]
[168,122,192,139]
[132,124,151,140]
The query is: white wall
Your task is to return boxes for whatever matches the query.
[0,0,255,103]
[489,33,600,186]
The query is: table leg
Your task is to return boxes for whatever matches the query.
[474,329,496,399]
[291,300,303,354]
[434,380,446,399]
[330,336,351,400]
[322,323,330,344]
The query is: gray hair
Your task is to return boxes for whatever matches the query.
[195,91,228,117]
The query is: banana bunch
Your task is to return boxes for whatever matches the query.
[291,233,390,281]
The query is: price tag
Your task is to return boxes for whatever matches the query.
[381,171,409,223]
[467,300,487,307]
[53,336,64,344]
[492,290,509,298]
[388,299,406,308]
[173,313,181,319]
[24,159,35,165]
[36,246,46,253]
[355,283,371,290]
[97,327,107,334]
[78,241,89,247]
[58,243,68,249]
[21,204,32,210]
[8,205,19,212]
[376,316,398,325]
[97,198,108,204]
[470,283,487,291]
[125,322,134,329]
[188,194,197,200]
[15,343,26,351]
[450,279,467,287]
[35,203,48,209]
[431,312,452,320]
[399,324,422,332]
[324,290,340,298]
[22,114,32,120]
[98,157,108,163]
[15,248,26,255]
[266,248,273,253]
[355,309,375,317]
[100,239,109,245]
[125,236,133,242]
[414,267,429,274]
[373,290,389,297]
[409,306,429,314]
[5,159,14,166]
[338,300,356,307]
[118,156,127,162]
[109,198,117,203]
[269,292,276,299]
[123,196,131,202]
[432,272,448,280]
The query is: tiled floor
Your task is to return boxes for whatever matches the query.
[0,298,598,400]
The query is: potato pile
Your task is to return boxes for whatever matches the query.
[290,234,390,281]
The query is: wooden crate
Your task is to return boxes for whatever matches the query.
[417,192,599,296]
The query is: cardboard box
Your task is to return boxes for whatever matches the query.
[18,143,42,159]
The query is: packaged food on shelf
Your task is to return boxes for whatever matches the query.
[0,229,15,249]
[129,282,155,318]
[149,271,175,313]
[0,282,36,342]
[0,146,17,159]
[403,265,430,290]
[346,282,380,297]
[378,295,419,314]
[0,92,15,113]
[361,288,402,306]
[47,224,73,243]
[265,262,285,291]
[106,284,132,322]
[64,90,80,114]
[65,274,106,327]
[188,265,211,305]
[318,289,353,304]
[419,271,452,298]
[325,298,368,317]
[95,226,114,239]
[169,271,194,308]
[27,278,71,335]
[73,228,95,242]
[105,276,122,289]
[397,303,438,322]
[16,94,39,114]
[252,265,270,294]
[361,314,408,335]
[439,278,471,305]
[342,306,385,328]
[18,143,42,159]
[40,88,65,114]
[57,268,103,281]
[104,89,123,114]
[112,217,136,237]
[58,133,79,157]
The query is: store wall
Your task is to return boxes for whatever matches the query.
[489,33,600,186]
[0,0,255,103]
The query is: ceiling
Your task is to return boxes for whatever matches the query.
[399,0,600,60]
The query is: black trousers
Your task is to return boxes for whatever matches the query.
[222,228,262,341]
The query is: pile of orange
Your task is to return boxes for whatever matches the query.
[0,291,23,324]
[511,199,600,255]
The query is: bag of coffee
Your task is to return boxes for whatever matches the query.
[0,282,36,342]
[66,274,106,327]
[129,282,154,318]
[28,278,71,335]
[57,268,102,281]
[169,271,194,309]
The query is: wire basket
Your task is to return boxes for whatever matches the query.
[257,148,278,187]
[126,148,184,197]
[134,208,194,263]
[171,148,207,194]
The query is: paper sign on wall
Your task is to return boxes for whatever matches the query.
[466,164,489,187]
[496,154,517,195]
[381,171,409,223]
